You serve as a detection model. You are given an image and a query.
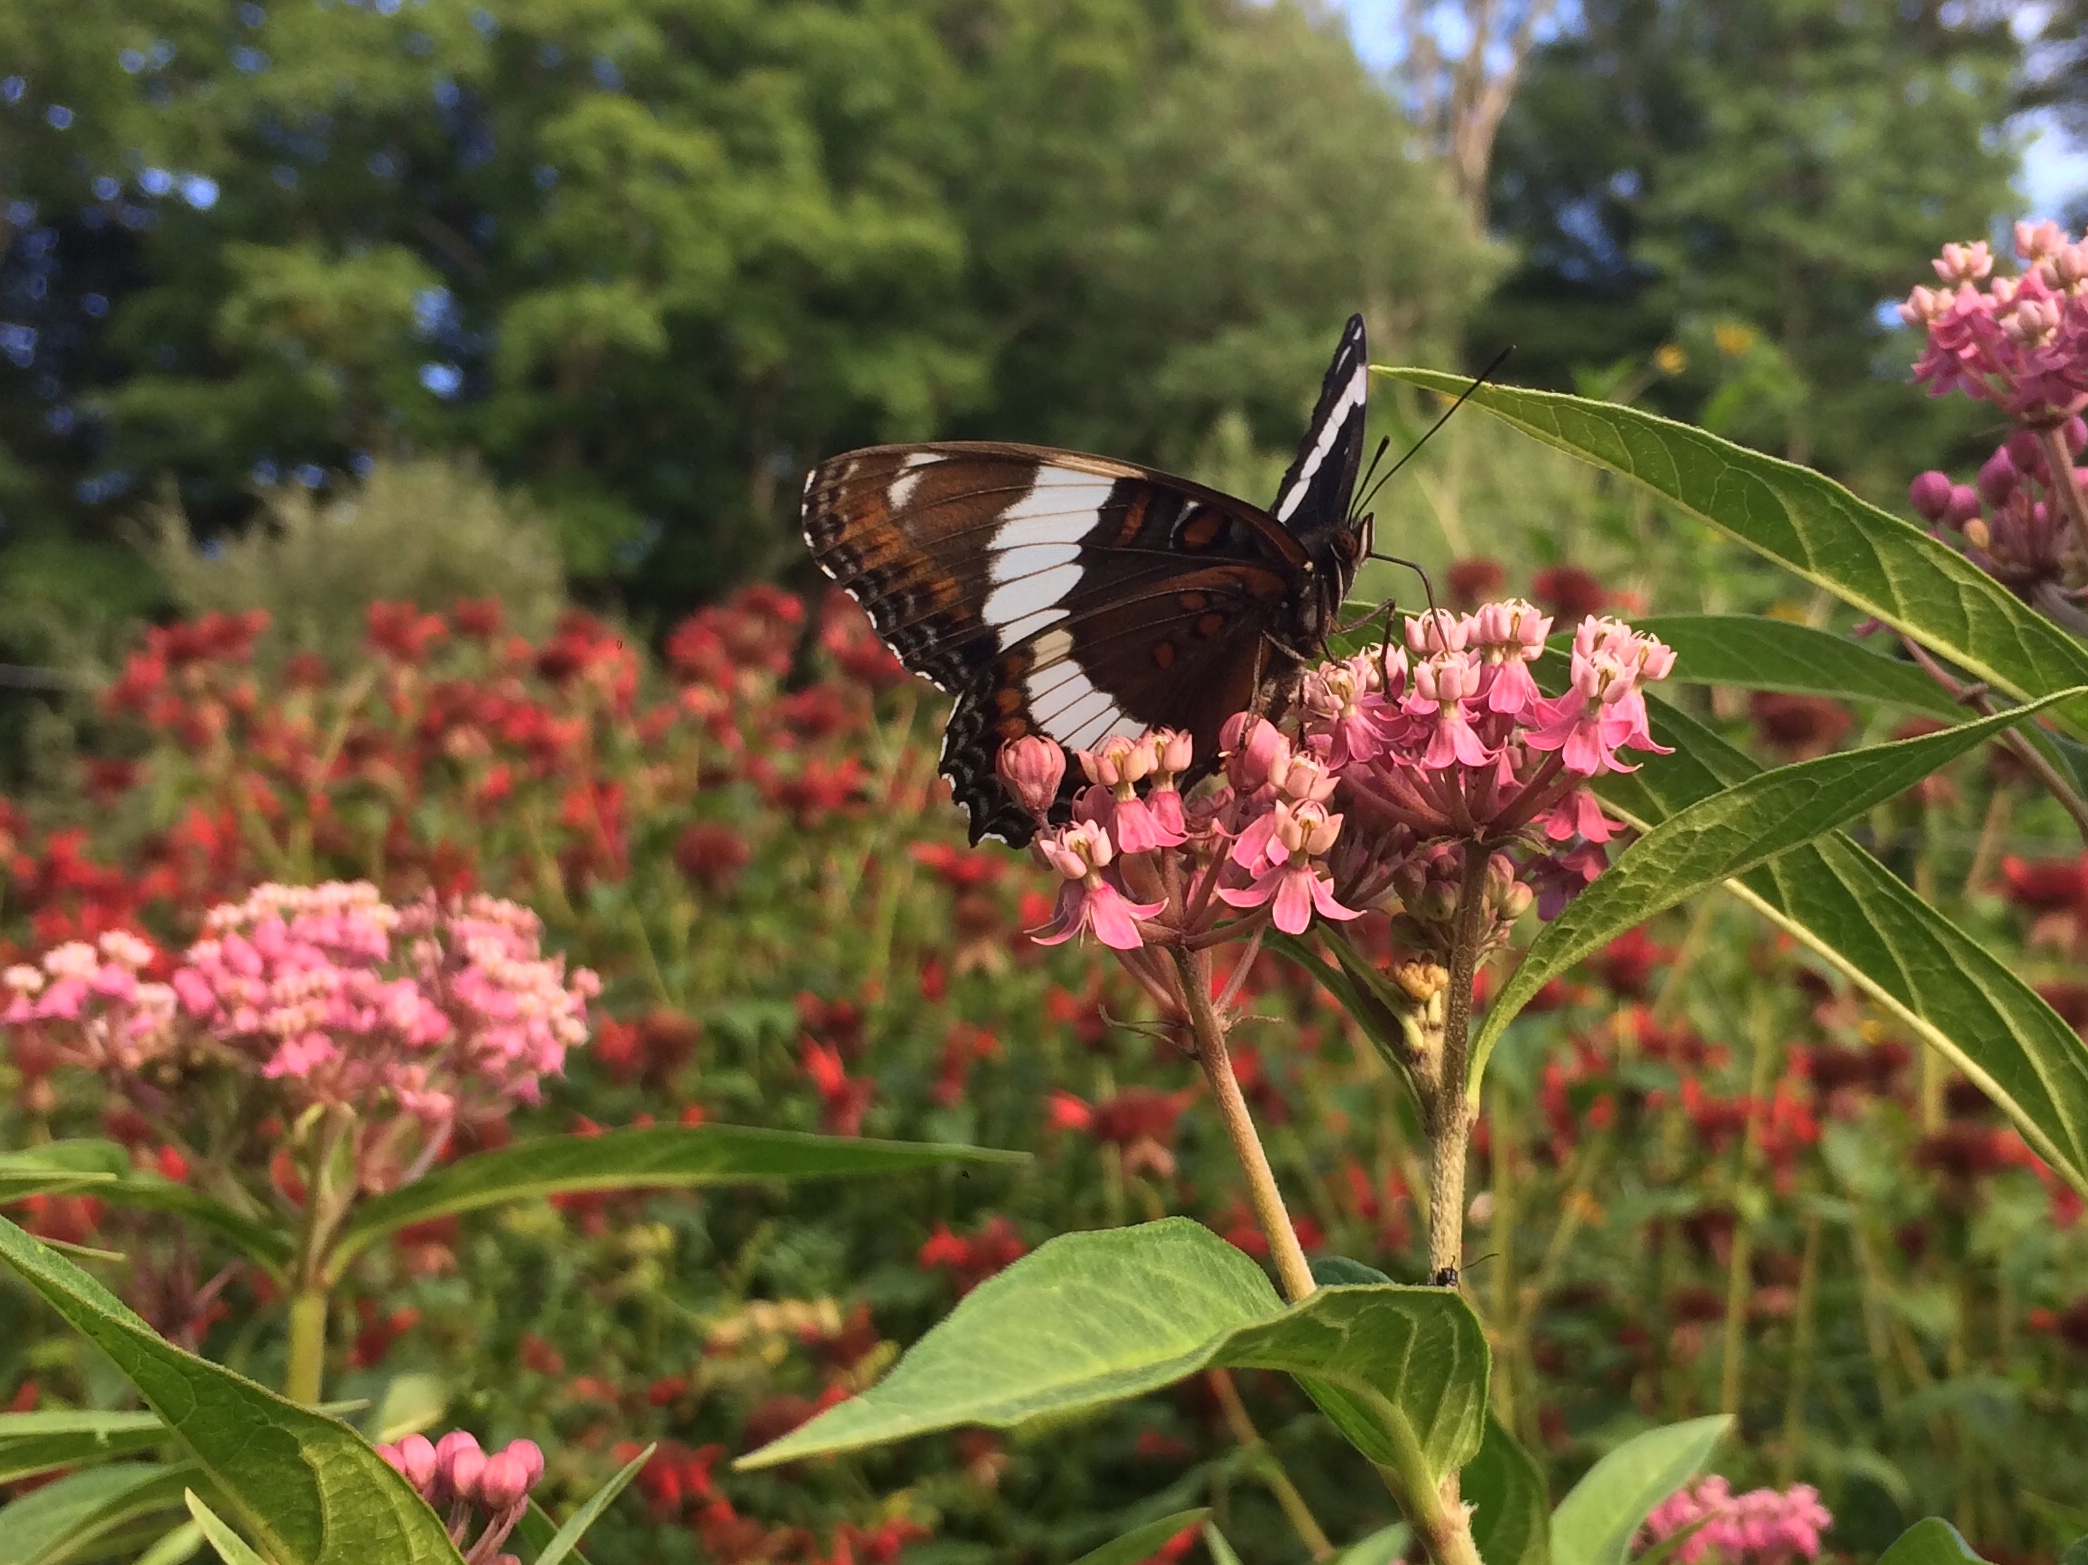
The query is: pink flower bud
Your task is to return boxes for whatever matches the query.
[1975,449,2016,506]
[1943,485,1982,530]
[995,736,1065,819]
[503,1440,544,1489]
[2006,428,2045,472]
[2064,415,2088,457]
[393,1433,438,1493]
[1151,728,1194,779]
[433,1430,483,1503]
[476,1450,531,1510]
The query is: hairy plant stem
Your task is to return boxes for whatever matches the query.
[1428,844,1492,1282]
[2037,426,2088,565]
[1208,1368,1336,1561]
[1901,635,2088,843]
[1170,946,1315,1304]
[284,1287,329,1406]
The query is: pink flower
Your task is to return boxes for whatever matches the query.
[1525,617,1675,775]
[1299,651,1403,766]
[1641,1477,1832,1565]
[1405,651,1496,768]
[1219,801,1363,934]
[1469,598,1552,718]
[1030,822,1166,950]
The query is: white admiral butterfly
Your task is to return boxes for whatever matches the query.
[804,314,1372,845]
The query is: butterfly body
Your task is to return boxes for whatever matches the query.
[804,315,1370,844]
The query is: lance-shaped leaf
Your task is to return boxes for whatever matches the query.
[1550,1415,1731,1565]
[0,1141,290,1276]
[1616,616,1961,717]
[328,1125,1025,1279]
[1877,1520,1991,1565]
[0,1463,197,1565]
[0,1410,171,1485]
[1378,370,2088,740]
[0,1215,464,1565]
[1073,1510,1213,1565]
[739,1220,1488,1492]
[1463,1416,1549,1565]
[1472,689,2084,1084]
[1593,697,2088,1196]
[186,1491,272,1565]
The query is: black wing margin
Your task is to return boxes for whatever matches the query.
[1267,314,1369,552]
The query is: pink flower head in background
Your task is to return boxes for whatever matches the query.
[1903,220,2088,423]
[1641,1477,1833,1565]
[2,882,598,1192]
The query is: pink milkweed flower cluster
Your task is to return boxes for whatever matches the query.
[1000,603,1674,979]
[1909,418,2088,622]
[2,882,598,1188]
[1902,220,2088,424]
[1640,1477,1833,1565]
[379,1430,543,1565]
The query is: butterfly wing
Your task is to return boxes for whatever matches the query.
[1270,313,1371,569]
[804,443,1309,842]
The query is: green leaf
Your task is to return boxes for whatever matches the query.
[740,1220,1489,1490]
[1463,1416,1549,1565]
[530,1443,653,1565]
[1335,1525,1413,1565]
[739,1219,1279,1465]
[1619,616,1960,716]
[1549,1415,1730,1565]
[184,1492,271,1565]
[0,1215,464,1565]
[1473,690,2083,1084]
[1377,370,2088,740]
[0,1142,290,1277]
[1311,1257,1394,1287]
[1072,1510,1213,1565]
[329,1126,1025,1279]
[135,1521,206,1565]
[0,1410,171,1484]
[0,1463,194,1565]
[1595,697,2088,1197]
[1877,1520,1991,1565]
[2060,1537,2088,1565]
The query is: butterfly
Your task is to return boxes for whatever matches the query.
[803,314,1373,846]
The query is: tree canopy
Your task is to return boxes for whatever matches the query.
[0,0,1484,626]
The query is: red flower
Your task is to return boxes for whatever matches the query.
[918,1216,1028,1294]
[1530,564,1608,620]
[674,822,753,892]
[366,602,448,663]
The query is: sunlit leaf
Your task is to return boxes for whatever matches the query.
[740,1220,1488,1491]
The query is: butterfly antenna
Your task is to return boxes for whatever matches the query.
[1352,344,1515,520]
[1363,538,1440,621]
[1351,435,1393,512]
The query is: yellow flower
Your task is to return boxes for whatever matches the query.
[1653,343,1688,375]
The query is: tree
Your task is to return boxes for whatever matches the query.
[1482,0,2026,493]
[0,0,1487,631]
